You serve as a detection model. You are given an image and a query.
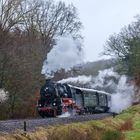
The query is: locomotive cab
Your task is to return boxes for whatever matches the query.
[37,80,75,117]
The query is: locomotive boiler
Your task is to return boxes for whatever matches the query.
[37,79,111,117]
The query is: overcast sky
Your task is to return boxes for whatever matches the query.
[57,0,140,62]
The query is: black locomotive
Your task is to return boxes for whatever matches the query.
[37,79,111,117]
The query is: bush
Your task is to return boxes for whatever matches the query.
[119,119,133,131]
[102,130,124,140]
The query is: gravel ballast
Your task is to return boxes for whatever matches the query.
[0,113,112,134]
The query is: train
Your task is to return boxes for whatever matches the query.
[37,79,111,117]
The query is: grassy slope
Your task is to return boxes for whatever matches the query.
[1,104,140,140]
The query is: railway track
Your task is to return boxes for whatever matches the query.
[0,113,112,134]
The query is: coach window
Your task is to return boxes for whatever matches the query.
[99,94,107,106]
[84,92,97,106]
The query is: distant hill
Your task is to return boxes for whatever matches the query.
[54,58,118,81]
[74,58,117,76]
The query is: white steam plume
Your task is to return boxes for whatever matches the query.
[91,68,119,89]
[57,112,71,118]
[110,76,134,113]
[41,35,84,78]
[0,89,8,103]
[59,75,92,85]
[59,68,134,113]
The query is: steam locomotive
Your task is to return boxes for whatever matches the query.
[37,79,111,117]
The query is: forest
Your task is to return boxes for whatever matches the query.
[0,0,82,119]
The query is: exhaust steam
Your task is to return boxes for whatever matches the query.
[41,35,84,79]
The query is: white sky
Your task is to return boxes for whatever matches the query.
[57,0,140,62]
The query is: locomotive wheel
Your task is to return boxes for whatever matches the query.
[57,110,62,115]
[57,106,62,115]
[45,109,57,117]
[38,111,45,118]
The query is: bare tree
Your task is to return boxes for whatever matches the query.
[104,15,140,77]
[0,0,83,119]
[23,0,82,51]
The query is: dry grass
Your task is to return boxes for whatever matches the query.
[119,119,133,131]
[0,123,124,140]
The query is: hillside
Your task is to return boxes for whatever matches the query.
[76,58,117,76]
[54,58,118,81]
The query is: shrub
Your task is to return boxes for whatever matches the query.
[119,119,133,131]
[102,130,124,140]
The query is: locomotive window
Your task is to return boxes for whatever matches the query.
[57,85,68,97]
[58,86,64,92]
[71,88,76,94]
[99,94,107,106]
[58,86,64,93]
[70,88,77,100]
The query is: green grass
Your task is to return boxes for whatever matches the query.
[125,113,140,140]
[1,104,140,140]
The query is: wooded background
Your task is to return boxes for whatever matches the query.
[0,0,82,119]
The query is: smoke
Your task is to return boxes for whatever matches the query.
[57,112,71,118]
[41,35,84,79]
[0,89,8,103]
[110,75,134,113]
[91,68,119,90]
[59,68,120,92]
[59,68,134,113]
[57,109,77,118]
[59,75,92,85]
